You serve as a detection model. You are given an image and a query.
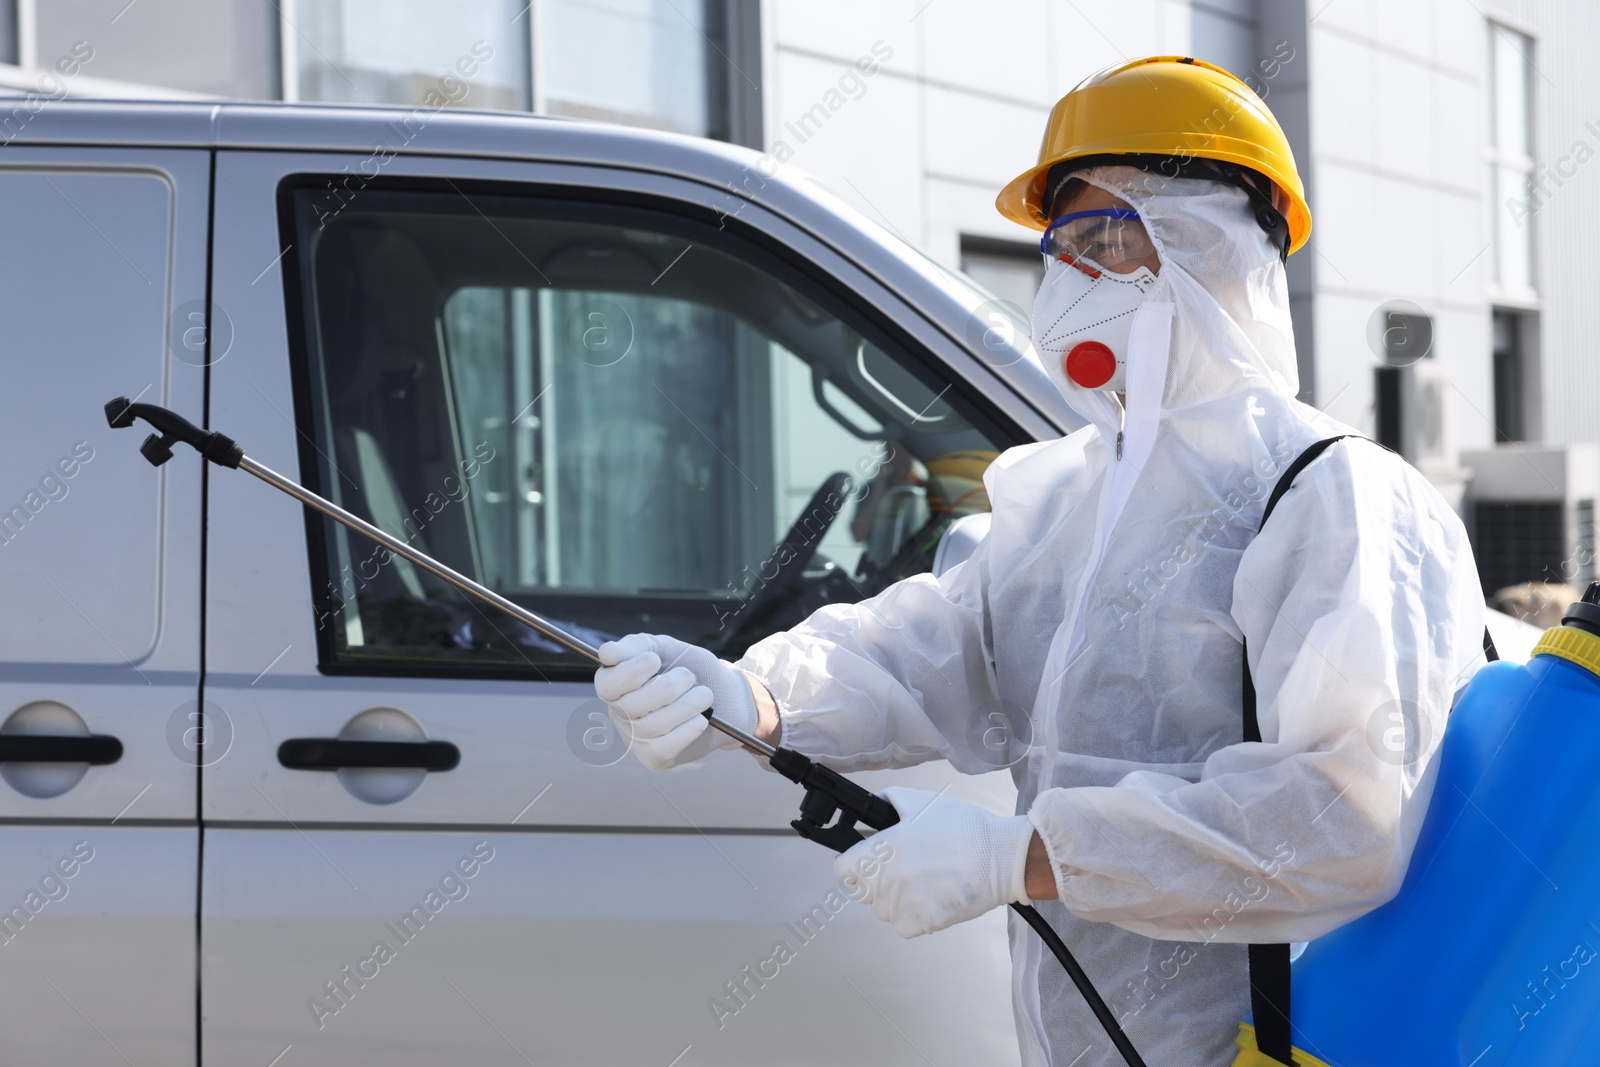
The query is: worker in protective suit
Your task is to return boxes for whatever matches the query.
[594,56,1486,1067]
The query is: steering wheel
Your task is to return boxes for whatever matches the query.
[717,471,852,647]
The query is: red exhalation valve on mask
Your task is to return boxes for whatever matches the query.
[1064,341,1117,390]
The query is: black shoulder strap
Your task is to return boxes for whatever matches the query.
[1258,434,1360,532]
[1245,434,1499,738]
[1243,435,1361,741]
[1241,434,1495,1063]
[1243,434,1361,1064]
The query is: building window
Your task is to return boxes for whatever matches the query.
[0,0,16,65]
[959,236,1044,332]
[537,0,732,139]
[1487,22,1536,295]
[288,0,753,143]
[1577,499,1596,586]
[35,0,280,97]
[1491,308,1527,443]
[10,0,758,148]
[1372,309,1433,460]
[294,0,531,111]
[1374,366,1404,454]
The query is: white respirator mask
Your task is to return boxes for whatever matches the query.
[1031,203,1160,398]
[1031,256,1158,396]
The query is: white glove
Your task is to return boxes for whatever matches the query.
[833,786,1036,938]
[593,633,759,772]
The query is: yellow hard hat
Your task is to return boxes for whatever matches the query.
[996,56,1312,255]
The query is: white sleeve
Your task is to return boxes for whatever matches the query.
[736,531,1004,774]
[1028,445,1488,942]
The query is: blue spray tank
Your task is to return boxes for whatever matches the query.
[1231,582,1600,1066]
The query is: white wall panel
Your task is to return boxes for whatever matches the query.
[922,84,1046,192]
[918,0,1054,103]
[1309,27,1376,164]
[1372,49,1437,182]
[767,48,926,250]
[767,0,919,64]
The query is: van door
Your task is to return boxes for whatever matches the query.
[202,146,1026,1065]
[0,149,206,1064]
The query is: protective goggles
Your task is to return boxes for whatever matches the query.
[1039,208,1156,276]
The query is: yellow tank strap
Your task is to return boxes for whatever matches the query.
[1231,1022,1335,1067]
[1533,624,1600,678]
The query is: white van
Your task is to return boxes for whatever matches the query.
[0,100,1079,1065]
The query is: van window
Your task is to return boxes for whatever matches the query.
[284,185,1013,674]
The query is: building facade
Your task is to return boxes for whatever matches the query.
[4,0,1593,592]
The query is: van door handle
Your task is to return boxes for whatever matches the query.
[277,738,460,772]
[0,734,123,765]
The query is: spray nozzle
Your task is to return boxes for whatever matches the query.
[1562,583,1600,639]
[104,396,244,470]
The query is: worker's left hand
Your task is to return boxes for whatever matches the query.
[833,786,1036,938]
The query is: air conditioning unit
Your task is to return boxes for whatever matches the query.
[1413,360,1453,466]
[1462,443,1599,596]
[1411,360,1472,512]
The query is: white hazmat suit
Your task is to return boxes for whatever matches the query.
[735,165,1488,1066]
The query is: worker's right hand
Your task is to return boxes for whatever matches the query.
[594,634,759,772]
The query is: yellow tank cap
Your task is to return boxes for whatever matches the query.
[1532,624,1600,678]
[1231,1022,1335,1067]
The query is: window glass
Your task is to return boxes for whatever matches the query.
[538,0,725,137]
[296,0,530,110]
[0,0,16,65]
[959,237,1044,334]
[36,0,278,97]
[1487,22,1536,294]
[1493,165,1534,292]
[287,186,1013,674]
[1577,500,1596,586]
[1491,29,1532,160]
[1491,308,1525,442]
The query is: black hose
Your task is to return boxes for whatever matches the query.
[1011,903,1149,1067]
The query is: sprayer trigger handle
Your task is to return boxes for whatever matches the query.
[140,434,175,467]
[104,397,246,469]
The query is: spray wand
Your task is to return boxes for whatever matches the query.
[105,396,1148,1067]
